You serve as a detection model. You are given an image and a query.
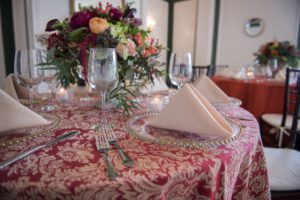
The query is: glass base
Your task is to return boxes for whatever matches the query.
[41,105,59,111]
[80,96,93,102]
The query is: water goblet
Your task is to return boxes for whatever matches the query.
[168,52,192,89]
[88,47,118,130]
[14,49,44,109]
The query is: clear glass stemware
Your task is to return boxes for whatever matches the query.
[88,47,119,130]
[168,52,192,89]
[41,65,58,111]
[14,49,44,109]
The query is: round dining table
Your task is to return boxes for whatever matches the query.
[0,96,270,200]
[212,76,285,119]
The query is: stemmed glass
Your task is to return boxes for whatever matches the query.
[14,49,44,109]
[88,47,118,130]
[41,65,58,111]
[168,52,192,89]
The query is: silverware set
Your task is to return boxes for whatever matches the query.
[95,123,134,179]
[95,134,118,179]
[102,123,134,167]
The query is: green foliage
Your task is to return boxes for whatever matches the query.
[109,82,139,116]
[67,27,88,42]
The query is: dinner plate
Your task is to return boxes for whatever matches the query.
[0,113,61,148]
[126,112,243,149]
[211,97,242,109]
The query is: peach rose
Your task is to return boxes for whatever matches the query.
[89,17,108,34]
[134,32,143,46]
[143,46,158,57]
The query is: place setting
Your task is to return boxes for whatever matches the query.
[1,0,290,198]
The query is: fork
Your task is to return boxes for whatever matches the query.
[102,123,134,167]
[95,135,118,179]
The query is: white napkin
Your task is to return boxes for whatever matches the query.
[194,75,231,103]
[1,74,39,101]
[0,90,48,133]
[232,69,248,80]
[148,84,233,137]
[274,67,286,82]
[140,76,169,94]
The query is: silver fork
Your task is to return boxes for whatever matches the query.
[102,123,134,167]
[95,135,118,179]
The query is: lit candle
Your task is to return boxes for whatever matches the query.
[147,95,163,112]
[56,88,70,103]
[246,67,255,79]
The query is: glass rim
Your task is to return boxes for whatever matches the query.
[89,47,116,51]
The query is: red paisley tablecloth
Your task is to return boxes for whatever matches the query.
[0,98,270,199]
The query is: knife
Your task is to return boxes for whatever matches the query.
[0,130,80,169]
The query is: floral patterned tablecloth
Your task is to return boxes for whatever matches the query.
[0,99,270,200]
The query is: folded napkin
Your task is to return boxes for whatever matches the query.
[194,75,231,103]
[0,89,48,133]
[148,84,233,137]
[274,67,286,82]
[140,76,169,95]
[1,74,39,101]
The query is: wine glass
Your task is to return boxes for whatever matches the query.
[168,52,192,89]
[14,49,44,109]
[41,65,58,111]
[88,47,118,130]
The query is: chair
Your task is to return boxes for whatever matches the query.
[263,68,300,199]
[192,65,211,83]
[261,68,300,147]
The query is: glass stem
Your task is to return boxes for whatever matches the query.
[178,83,182,90]
[29,86,33,109]
[48,82,52,107]
[100,90,106,124]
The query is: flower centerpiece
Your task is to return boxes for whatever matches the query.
[254,40,300,68]
[41,1,164,114]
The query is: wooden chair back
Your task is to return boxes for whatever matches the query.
[281,68,300,148]
[192,65,211,82]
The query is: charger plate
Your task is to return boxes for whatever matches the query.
[212,97,242,110]
[0,113,61,148]
[126,112,243,149]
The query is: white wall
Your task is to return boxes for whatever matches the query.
[0,9,6,83]
[217,0,300,69]
[173,0,197,60]
[194,0,214,65]
[146,0,168,64]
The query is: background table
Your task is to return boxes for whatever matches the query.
[0,98,270,199]
[212,76,285,119]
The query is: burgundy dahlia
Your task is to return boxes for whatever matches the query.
[70,11,97,29]
[109,7,123,21]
